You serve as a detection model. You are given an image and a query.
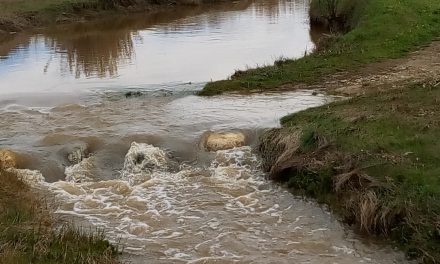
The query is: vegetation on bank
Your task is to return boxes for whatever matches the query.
[199,0,440,95]
[0,0,214,35]
[259,81,440,263]
[0,168,119,264]
[309,0,367,32]
[0,0,109,34]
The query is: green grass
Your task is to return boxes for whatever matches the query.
[260,81,440,263]
[0,0,91,14]
[0,0,101,18]
[199,0,440,95]
[0,169,120,264]
[0,0,167,28]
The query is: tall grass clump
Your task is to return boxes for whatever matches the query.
[309,0,367,32]
[0,168,120,264]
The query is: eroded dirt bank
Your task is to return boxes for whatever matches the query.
[258,41,440,263]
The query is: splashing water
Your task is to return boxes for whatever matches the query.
[0,0,413,261]
[13,142,410,263]
[121,142,172,185]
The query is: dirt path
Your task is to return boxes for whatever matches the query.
[281,40,440,95]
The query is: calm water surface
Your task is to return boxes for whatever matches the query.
[0,0,315,94]
[0,0,411,263]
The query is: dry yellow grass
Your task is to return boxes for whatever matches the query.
[0,168,120,264]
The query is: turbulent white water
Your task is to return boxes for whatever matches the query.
[14,142,410,264]
[0,0,413,262]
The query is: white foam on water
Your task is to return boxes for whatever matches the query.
[65,157,95,183]
[121,142,170,185]
[15,142,412,263]
[13,168,46,185]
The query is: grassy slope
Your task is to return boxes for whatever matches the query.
[0,169,119,264]
[0,0,103,24]
[199,0,440,95]
[260,81,440,263]
[0,0,95,15]
[0,0,196,33]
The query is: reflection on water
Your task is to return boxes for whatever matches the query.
[0,0,313,95]
[0,0,413,262]
[43,30,135,78]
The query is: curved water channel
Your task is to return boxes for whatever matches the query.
[0,0,410,263]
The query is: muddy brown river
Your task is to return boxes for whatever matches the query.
[0,0,410,263]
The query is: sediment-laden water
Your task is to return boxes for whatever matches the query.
[0,0,411,263]
[15,141,410,263]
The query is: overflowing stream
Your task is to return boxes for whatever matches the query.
[0,0,410,263]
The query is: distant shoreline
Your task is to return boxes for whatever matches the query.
[0,0,232,41]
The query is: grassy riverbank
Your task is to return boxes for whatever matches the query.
[0,0,112,34]
[0,0,222,37]
[199,0,440,95]
[0,168,119,263]
[259,81,440,263]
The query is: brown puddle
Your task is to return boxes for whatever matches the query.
[0,0,412,263]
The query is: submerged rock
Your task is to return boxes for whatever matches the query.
[0,149,18,169]
[0,150,45,185]
[125,91,143,98]
[65,144,89,165]
[14,169,45,185]
[65,157,95,183]
[200,131,246,151]
[121,142,170,185]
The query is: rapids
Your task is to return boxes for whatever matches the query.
[0,0,412,262]
[13,143,410,263]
